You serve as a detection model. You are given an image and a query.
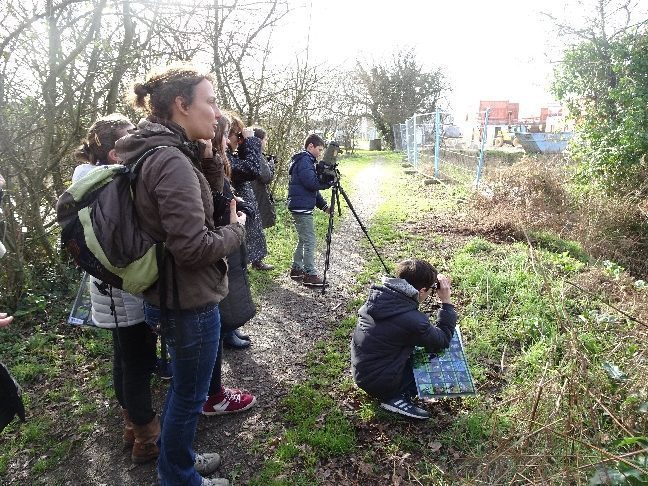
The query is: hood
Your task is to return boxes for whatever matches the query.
[288,150,315,175]
[363,277,419,320]
[115,117,203,164]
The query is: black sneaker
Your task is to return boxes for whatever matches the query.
[380,396,430,419]
[156,357,172,380]
[223,331,251,349]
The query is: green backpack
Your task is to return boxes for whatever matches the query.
[56,146,167,294]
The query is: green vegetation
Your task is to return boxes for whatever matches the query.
[255,151,647,484]
[1,150,646,484]
[553,29,648,194]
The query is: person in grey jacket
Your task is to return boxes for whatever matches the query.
[351,258,457,420]
[72,114,160,464]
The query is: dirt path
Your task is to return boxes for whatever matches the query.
[44,157,389,486]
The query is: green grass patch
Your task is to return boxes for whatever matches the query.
[0,320,116,480]
[528,229,590,263]
[283,384,356,455]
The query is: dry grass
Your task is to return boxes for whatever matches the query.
[467,157,648,276]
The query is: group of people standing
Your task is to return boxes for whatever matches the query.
[64,62,337,486]
[0,57,462,484]
[0,59,460,486]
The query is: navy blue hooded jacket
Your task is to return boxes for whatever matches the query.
[350,277,457,400]
[287,150,331,212]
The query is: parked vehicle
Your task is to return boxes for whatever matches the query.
[493,126,521,148]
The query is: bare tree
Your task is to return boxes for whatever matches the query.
[357,48,450,149]
[0,0,341,306]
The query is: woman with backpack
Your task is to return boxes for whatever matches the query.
[249,126,277,232]
[115,65,246,486]
[72,114,160,465]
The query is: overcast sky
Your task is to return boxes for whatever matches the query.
[272,0,648,118]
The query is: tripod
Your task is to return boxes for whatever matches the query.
[321,175,390,292]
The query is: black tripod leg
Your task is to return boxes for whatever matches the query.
[337,184,390,274]
[321,184,338,292]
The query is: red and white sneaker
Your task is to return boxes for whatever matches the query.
[202,387,257,416]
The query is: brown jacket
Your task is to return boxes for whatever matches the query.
[115,118,244,310]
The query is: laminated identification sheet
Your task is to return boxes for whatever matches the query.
[412,326,476,398]
[68,272,93,326]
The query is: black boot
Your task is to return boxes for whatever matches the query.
[223,331,250,349]
[233,329,250,341]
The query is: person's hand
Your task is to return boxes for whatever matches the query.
[241,127,254,139]
[436,274,452,304]
[0,312,14,328]
[200,139,213,159]
[323,206,332,214]
[229,198,247,226]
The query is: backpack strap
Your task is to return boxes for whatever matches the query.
[156,242,180,373]
[128,145,170,186]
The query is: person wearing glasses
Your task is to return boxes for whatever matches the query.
[222,112,267,349]
[350,258,456,420]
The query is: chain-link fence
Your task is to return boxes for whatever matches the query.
[394,109,524,187]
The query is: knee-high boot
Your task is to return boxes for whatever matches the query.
[131,414,160,464]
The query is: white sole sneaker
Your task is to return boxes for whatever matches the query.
[380,400,430,419]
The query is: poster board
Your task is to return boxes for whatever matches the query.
[412,326,476,398]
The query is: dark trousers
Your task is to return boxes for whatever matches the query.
[208,338,224,395]
[112,322,157,425]
[397,358,418,399]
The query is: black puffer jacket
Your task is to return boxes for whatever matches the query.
[215,179,256,332]
[350,277,457,400]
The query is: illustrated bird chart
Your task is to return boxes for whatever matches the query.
[412,326,476,398]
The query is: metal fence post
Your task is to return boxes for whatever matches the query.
[405,119,411,164]
[434,111,441,178]
[475,108,490,187]
[412,113,418,170]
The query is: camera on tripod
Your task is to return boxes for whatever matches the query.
[319,140,390,291]
[316,141,342,185]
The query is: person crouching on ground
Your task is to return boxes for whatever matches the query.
[287,134,332,287]
[350,258,457,419]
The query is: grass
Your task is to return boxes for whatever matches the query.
[257,150,648,484]
[2,149,646,484]
[0,317,116,478]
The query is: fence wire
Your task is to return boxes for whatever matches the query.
[394,109,517,187]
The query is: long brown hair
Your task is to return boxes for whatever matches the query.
[131,64,213,120]
[213,114,232,179]
[74,113,132,165]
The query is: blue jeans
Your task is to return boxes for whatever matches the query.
[144,302,220,486]
[291,212,317,275]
